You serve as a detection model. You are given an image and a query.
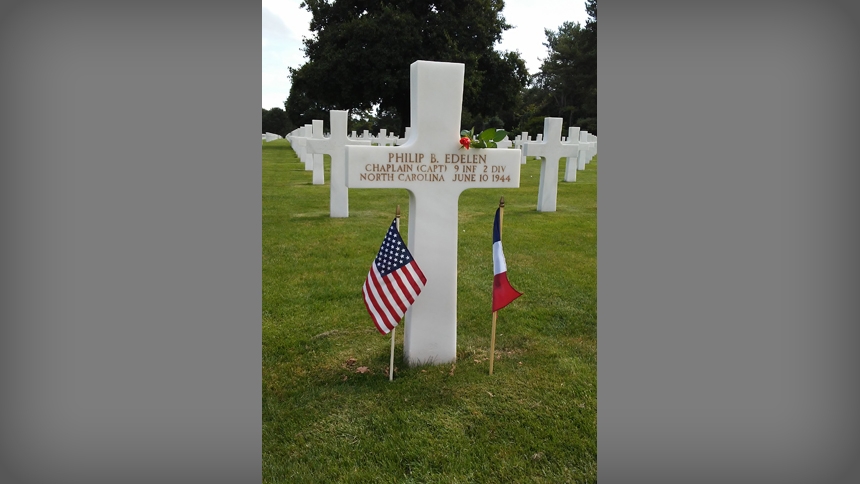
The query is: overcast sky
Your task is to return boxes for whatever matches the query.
[262,0,590,110]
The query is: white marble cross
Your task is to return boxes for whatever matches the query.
[374,129,389,146]
[290,126,308,166]
[576,131,592,171]
[523,117,580,212]
[306,110,371,217]
[587,133,596,164]
[346,60,521,366]
[515,132,530,164]
[563,126,581,182]
[301,123,314,171]
[309,119,325,185]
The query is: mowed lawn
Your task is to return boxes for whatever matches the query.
[263,139,596,483]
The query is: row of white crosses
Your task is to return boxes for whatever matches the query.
[520,120,598,211]
[285,121,415,217]
[287,114,596,217]
[263,132,282,141]
[286,116,596,217]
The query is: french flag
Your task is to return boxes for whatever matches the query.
[492,207,522,312]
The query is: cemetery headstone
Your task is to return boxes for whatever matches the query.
[346,60,521,365]
[302,123,314,171]
[516,132,530,164]
[563,126,581,182]
[310,119,325,185]
[576,131,590,171]
[306,110,371,217]
[374,129,388,146]
[291,126,309,166]
[523,117,579,212]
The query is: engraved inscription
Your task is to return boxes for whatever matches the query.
[356,152,518,184]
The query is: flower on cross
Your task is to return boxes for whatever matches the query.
[459,127,509,150]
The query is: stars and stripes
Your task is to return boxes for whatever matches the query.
[362,218,427,334]
[492,207,522,312]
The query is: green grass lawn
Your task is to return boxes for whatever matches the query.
[263,139,596,483]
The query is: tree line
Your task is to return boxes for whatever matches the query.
[263,0,595,139]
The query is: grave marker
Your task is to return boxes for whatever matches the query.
[346,61,521,365]
[523,117,580,212]
[309,119,325,185]
[374,129,389,146]
[515,132,530,164]
[306,110,371,217]
[290,126,308,166]
[301,123,314,171]
[576,131,591,170]
[563,126,581,182]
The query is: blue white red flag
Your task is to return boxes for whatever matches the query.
[493,208,522,312]
[362,218,427,334]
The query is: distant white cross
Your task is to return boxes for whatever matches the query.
[524,117,580,212]
[563,126,581,182]
[306,110,371,217]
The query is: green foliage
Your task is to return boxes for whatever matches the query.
[262,138,597,483]
[286,0,529,132]
[262,107,294,137]
[516,0,597,135]
[460,127,508,149]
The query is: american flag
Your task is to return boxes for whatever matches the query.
[362,218,427,334]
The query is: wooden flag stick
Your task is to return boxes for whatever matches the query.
[489,197,504,375]
[489,311,498,375]
[390,205,401,381]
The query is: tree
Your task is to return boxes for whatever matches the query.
[262,107,293,137]
[531,0,596,135]
[286,0,529,133]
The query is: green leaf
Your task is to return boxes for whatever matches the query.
[460,130,470,137]
[493,130,508,142]
[487,141,497,148]
[479,128,496,142]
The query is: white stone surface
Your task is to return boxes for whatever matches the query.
[291,126,309,165]
[264,132,279,142]
[576,131,590,170]
[395,127,411,146]
[563,126,581,182]
[588,133,596,162]
[310,119,325,185]
[524,117,580,212]
[374,129,388,146]
[306,110,371,217]
[302,124,314,171]
[346,60,521,366]
[516,132,530,164]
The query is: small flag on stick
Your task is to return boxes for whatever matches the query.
[362,216,427,335]
[490,197,521,375]
[492,201,522,312]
